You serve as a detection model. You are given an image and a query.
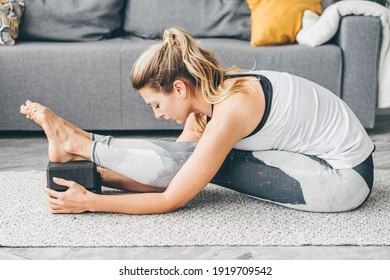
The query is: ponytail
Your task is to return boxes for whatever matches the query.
[131,27,256,135]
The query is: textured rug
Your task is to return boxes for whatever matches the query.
[0,170,389,247]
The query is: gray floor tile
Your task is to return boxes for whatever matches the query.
[250,246,390,260]
[1,246,390,260]
[0,248,29,260]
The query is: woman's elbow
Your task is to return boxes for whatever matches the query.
[159,193,187,214]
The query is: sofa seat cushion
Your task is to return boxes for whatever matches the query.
[0,37,342,131]
[0,39,124,130]
[19,0,126,42]
[123,0,251,40]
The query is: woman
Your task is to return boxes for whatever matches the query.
[20,27,375,214]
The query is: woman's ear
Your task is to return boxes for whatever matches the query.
[173,80,188,98]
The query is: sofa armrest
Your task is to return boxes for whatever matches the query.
[334,15,381,128]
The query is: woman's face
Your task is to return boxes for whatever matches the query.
[139,80,191,125]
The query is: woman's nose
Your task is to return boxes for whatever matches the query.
[155,111,164,119]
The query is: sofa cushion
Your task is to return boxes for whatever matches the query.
[0,37,342,131]
[123,0,251,40]
[247,0,322,46]
[19,0,126,42]
[0,39,123,130]
[0,0,25,46]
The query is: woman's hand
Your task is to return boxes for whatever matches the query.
[44,177,94,214]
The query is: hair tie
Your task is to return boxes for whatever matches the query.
[164,33,176,47]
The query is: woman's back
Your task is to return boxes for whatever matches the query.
[234,70,374,169]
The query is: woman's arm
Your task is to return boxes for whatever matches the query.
[45,178,174,214]
[87,93,256,214]
[84,112,244,214]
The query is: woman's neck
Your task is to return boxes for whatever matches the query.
[190,87,212,117]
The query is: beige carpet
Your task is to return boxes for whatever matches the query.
[0,170,389,247]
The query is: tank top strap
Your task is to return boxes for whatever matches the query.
[225,73,273,139]
[225,73,263,80]
[206,104,214,124]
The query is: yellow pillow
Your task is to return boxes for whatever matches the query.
[247,0,322,46]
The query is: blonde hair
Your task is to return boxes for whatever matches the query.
[131,27,256,135]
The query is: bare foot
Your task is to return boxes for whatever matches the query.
[20,101,90,139]
[20,101,86,162]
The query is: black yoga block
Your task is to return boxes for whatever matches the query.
[47,161,102,194]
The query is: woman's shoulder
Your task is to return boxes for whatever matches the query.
[212,75,265,138]
[219,73,263,100]
[216,80,263,111]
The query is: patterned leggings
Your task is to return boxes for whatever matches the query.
[91,133,374,213]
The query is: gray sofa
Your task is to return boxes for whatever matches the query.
[0,0,382,131]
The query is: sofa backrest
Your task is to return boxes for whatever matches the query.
[18,0,251,41]
[17,0,342,42]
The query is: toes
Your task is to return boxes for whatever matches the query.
[26,106,32,115]
[26,104,38,115]
[20,101,51,125]
[20,101,40,121]
[20,105,31,118]
[24,100,32,109]
[30,107,38,115]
